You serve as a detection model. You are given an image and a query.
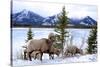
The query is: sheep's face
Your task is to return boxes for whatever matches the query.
[56,49,61,56]
[49,36,55,43]
[48,33,55,43]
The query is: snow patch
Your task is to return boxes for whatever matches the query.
[12,54,97,67]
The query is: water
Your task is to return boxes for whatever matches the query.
[12,28,91,60]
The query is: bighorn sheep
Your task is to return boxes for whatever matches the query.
[24,33,55,61]
[49,46,61,59]
[23,45,61,60]
[64,45,83,57]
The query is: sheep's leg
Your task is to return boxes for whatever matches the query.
[49,54,54,60]
[29,52,32,61]
[50,54,54,59]
[49,53,53,60]
[24,51,27,60]
[40,52,43,61]
[49,53,51,60]
[28,52,32,61]
[72,53,75,57]
[51,55,53,59]
[34,52,39,60]
[52,54,54,59]
[34,53,37,60]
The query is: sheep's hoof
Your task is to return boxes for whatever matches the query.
[29,59,32,61]
[24,59,27,60]
[24,58,28,60]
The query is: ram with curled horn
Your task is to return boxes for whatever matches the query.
[23,33,55,61]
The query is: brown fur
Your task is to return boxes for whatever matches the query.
[31,51,41,60]
[24,49,41,60]
[24,33,55,61]
[64,46,83,57]
[49,47,61,59]
[34,46,61,60]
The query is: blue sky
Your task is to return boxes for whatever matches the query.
[12,0,97,20]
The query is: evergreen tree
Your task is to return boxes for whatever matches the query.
[26,27,33,42]
[54,6,69,54]
[87,28,97,54]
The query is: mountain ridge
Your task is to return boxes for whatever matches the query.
[11,9,97,27]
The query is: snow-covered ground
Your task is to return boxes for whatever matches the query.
[12,54,97,67]
[11,28,97,66]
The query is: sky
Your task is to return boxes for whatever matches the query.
[12,0,98,20]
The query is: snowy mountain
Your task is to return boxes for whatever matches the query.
[12,9,45,26]
[11,10,97,27]
[80,16,97,26]
[42,14,59,26]
[42,15,97,26]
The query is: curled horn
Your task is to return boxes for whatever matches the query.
[48,33,55,42]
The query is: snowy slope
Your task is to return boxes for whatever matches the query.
[12,54,97,67]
